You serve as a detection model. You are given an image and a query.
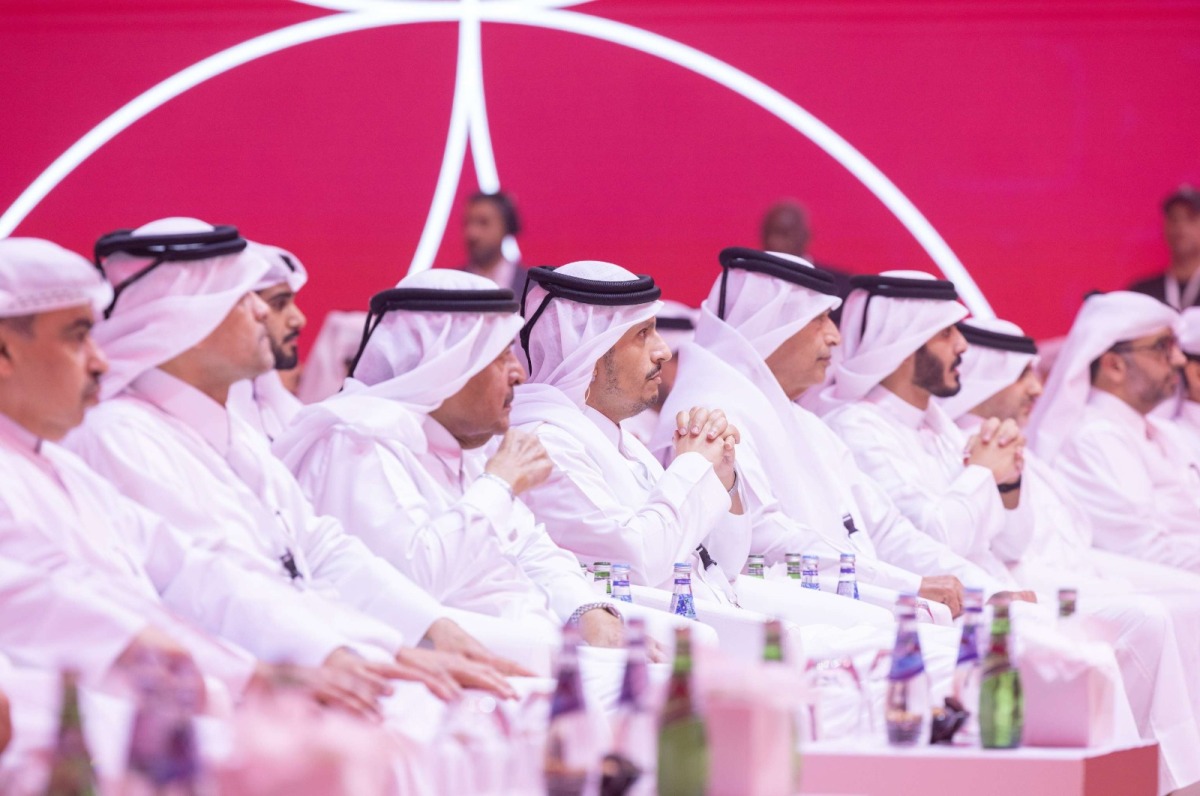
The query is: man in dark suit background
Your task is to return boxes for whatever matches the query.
[1129,185,1200,310]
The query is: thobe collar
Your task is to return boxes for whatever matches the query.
[867,384,933,430]
[0,410,42,454]
[422,414,469,488]
[584,404,623,449]
[128,368,235,456]
[1086,388,1154,440]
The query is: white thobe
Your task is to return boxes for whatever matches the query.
[511,383,742,599]
[823,386,1034,578]
[273,395,713,691]
[65,369,445,656]
[276,398,578,626]
[0,414,322,690]
[656,338,1007,599]
[1168,399,1200,467]
[1051,389,1200,572]
[227,370,302,443]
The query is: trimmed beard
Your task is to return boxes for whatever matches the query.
[913,345,962,398]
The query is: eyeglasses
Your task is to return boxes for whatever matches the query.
[1110,336,1181,359]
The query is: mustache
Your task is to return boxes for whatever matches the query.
[282,331,301,344]
[646,365,662,381]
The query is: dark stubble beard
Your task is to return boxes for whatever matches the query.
[598,350,659,420]
[913,345,962,398]
[272,338,299,371]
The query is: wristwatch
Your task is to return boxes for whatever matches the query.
[569,602,622,625]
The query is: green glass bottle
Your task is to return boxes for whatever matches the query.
[657,627,707,796]
[44,669,99,796]
[979,599,1023,749]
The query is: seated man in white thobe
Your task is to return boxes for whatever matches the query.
[273,269,699,674]
[65,218,523,698]
[656,249,1012,620]
[940,318,1200,792]
[1027,291,1200,572]
[821,272,1035,581]
[227,242,306,442]
[1164,306,1200,460]
[0,237,470,732]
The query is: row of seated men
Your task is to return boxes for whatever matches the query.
[1,217,1199,793]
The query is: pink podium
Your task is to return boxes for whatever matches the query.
[798,742,1158,796]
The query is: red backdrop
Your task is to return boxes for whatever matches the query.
[3,0,1199,344]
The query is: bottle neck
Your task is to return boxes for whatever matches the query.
[672,575,693,594]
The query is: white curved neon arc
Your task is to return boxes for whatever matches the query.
[0,0,990,316]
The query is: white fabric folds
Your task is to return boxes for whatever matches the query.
[93,217,269,400]
[250,242,308,293]
[349,269,523,414]
[522,261,662,407]
[0,238,112,318]
[1027,291,1180,462]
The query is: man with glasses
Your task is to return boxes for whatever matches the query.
[1027,291,1200,572]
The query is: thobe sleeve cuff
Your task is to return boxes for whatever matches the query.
[665,452,732,512]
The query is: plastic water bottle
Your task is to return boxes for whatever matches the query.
[836,553,859,600]
[885,594,931,746]
[801,554,820,591]
[785,553,803,579]
[612,563,633,603]
[667,562,697,620]
[745,554,765,579]
[1057,587,1077,619]
[45,669,98,796]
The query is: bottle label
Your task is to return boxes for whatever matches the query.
[888,632,925,680]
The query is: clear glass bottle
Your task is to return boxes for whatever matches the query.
[980,598,1024,749]
[785,553,803,580]
[951,587,984,746]
[885,594,930,747]
[745,554,766,579]
[657,627,707,796]
[801,554,820,591]
[835,553,859,600]
[45,669,99,796]
[122,654,208,796]
[667,562,697,620]
[603,619,656,796]
[545,624,601,796]
[593,561,613,596]
[612,563,633,603]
